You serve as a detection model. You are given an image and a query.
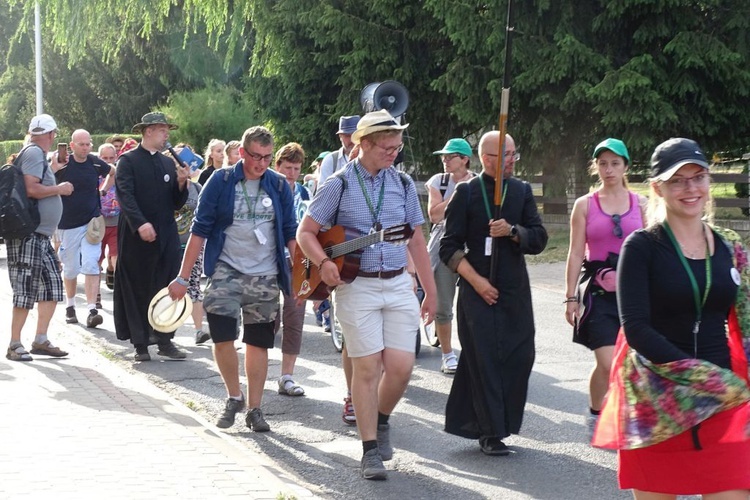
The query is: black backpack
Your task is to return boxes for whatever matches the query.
[0,144,47,240]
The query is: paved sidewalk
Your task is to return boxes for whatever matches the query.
[0,288,316,498]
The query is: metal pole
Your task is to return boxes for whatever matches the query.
[34,1,43,114]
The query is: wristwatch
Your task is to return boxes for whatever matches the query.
[509,225,518,237]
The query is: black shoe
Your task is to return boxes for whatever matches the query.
[479,437,510,456]
[195,330,211,345]
[86,309,103,328]
[95,294,103,310]
[245,407,270,432]
[134,347,151,362]
[216,397,246,429]
[65,306,78,324]
[156,341,187,359]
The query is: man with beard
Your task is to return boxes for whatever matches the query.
[439,131,547,455]
[114,112,189,361]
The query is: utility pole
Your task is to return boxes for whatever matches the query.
[34,1,43,114]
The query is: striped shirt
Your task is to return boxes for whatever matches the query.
[307,161,424,272]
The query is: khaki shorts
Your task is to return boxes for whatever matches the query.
[333,271,420,357]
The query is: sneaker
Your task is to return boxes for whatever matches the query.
[156,341,187,359]
[6,343,32,362]
[86,309,103,328]
[441,352,458,375]
[323,314,331,333]
[342,396,356,425]
[216,397,246,429]
[65,306,78,324]
[314,308,323,327]
[377,424,393,461]
[195,330,211,345]
[134,350,151,362]
[360,448,387,480]
[30,340,68,357]
[95,294,103,310]
[246,407,271,432]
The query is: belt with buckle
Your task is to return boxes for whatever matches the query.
[357,267,405,280]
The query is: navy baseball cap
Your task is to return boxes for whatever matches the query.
[650,138,709,181]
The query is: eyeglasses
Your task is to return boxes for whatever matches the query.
[441,153,463,162]
[612,214,623,239]
[244,148,273,163]
[372,143,404,155]
[663,173,710,189]
[485,151,521,161]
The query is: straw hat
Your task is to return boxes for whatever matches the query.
[147,287,193,333]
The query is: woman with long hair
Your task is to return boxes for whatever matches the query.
[594,138,750,498]
[564,138,645,434]
[197,139,226,186]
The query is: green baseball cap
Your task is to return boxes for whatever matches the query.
[316,151,331,161]
[433,138,472,157]
[593,138,630,164]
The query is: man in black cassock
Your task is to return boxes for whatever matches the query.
[114,112,189,361]
[439,131,547,455]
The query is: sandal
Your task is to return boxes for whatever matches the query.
[441,353,458,374]
[278,374,305,396]
[6,343,33,362]
[105,268,115,290]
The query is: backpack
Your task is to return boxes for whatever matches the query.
[0,144,47,240]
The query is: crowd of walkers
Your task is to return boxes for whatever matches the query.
[5,110,750,496]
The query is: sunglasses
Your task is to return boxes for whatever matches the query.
[612,214,623,239]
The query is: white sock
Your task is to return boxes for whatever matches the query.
[442,351,455,359]
[229,394,244,401]
[87,304,97,313]
[66,297,75,307]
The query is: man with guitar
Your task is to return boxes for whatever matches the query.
[296,109,437,481]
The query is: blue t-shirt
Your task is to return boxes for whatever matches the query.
[55,154,111,229]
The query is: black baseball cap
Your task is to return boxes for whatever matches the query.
[650,138,709,181]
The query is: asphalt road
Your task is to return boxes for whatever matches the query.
[29,258,636,500]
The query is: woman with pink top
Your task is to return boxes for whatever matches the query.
[564,138,646,434]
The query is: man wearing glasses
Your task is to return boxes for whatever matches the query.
[297,109,437,480]
[439,131,548,456]
[168,126,297,433]
[6,114,74,362]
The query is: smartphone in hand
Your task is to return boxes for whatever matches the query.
[57,143,68,164]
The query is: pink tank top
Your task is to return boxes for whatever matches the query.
[585,191,643,262]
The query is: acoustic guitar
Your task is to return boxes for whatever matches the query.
[293,224,414,300]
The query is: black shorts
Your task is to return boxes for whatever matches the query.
[575,292,619,350]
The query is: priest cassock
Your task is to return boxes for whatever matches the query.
[439,131,547,455]
[113,112,189,362]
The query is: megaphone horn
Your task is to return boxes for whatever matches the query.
[360,80,409,118]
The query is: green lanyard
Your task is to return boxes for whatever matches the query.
[478,175,507,220]
[663,221,712,357]
[355,163,385,228]
[240,180,263,226]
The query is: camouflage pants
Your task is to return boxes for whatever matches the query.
[203,262,279,326]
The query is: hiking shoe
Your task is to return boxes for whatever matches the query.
[133,347,151,361]
[95,294,103,310]
[6,344,32,362]
[377,424,393,461]
[342,396,356,425]
[156,341,187,359]
[65,306,78,324]
[86,310,103,328]
[246,407,270,432]
[441,352,458,375]
[361,448,387,480]
[216,397,246,429]
[30,340,68,357]
[195,330,211,345]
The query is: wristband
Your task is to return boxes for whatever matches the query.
[175,276,189,287]
[563,297,577,304]
[317,257,332,272]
